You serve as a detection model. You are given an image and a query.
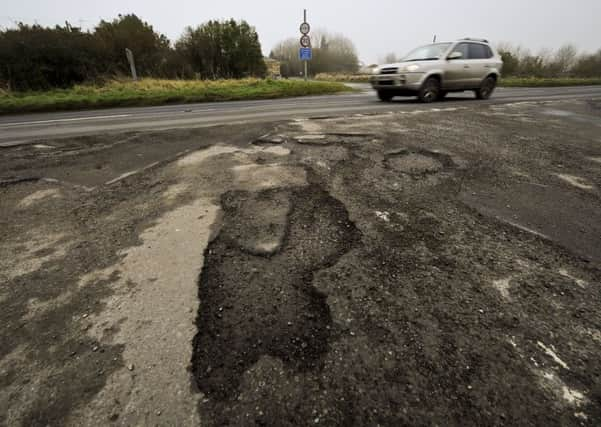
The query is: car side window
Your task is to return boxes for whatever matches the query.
[484,45,493,58]
[469,43,491,59]
[452,43,470,60]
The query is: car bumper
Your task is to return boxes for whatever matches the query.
[369,73,425,91]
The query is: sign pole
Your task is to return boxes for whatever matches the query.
[304,10,308,81]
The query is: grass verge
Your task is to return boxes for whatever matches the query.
[498,77,601,87]
[0,78,353,115]
[315,73,601,87]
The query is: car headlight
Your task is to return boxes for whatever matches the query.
[371,67,380,75]
[406,64,420,72]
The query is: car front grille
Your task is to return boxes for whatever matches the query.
[380,67,398,75]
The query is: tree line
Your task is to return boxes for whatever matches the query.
[378,44,601,78]
[494,44,600,78]
[0,14,267,91]
[269,31,360,78]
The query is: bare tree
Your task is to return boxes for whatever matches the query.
[270,29,359,76]
[553,44,578,75]
[380,53,399,64]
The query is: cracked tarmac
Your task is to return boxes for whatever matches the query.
[1,98,601,426]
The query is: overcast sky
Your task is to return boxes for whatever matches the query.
[2,0,600,63]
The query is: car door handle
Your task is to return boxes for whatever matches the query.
[464,65,470,69]
[484,65,491,68]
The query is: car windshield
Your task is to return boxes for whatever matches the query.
[402,43,452,61]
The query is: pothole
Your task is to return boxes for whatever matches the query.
[294,134,331,146]
[191,184,361,400]
[385,149,455,176]
[252,134,287,146]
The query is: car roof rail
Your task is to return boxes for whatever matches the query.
[460,37,489,43]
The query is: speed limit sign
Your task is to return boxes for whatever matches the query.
[300,35,311,48]
[300,22,310,35]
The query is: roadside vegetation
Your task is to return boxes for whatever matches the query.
[315,73,601,87]
[499,77,601,87]
[0,79,352,114]
[1,14,600,114]
[0,15,361,112]
[269,31,360,77]
[0,15,267,91]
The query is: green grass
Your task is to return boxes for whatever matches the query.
[0,78,353,115]
[315,73,370,83]
[316,73,601,88]
[498,77,601,87]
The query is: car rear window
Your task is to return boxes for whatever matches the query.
[469,43,493,59]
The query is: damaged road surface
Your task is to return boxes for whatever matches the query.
[1,98,601,426]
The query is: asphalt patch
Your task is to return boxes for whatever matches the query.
[191,184,361,400]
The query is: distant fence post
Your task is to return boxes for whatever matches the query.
[125,48,138,81]
[6,65,12,91]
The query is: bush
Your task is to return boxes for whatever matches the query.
[0,16,269,91]
[175,20,267,79]
[0,23,100,91]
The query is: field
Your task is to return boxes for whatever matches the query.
[315,73,601,87]
[0,78,352,115]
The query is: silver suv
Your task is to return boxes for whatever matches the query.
[370,38,503,102]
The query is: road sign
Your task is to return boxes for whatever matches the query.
[299,48,312,61]
[300,35,311,48]
[300,22,310,35]
[301,9,311,80]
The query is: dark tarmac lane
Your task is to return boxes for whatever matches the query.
[2,84,601,146]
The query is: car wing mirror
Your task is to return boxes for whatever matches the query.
[448,51,463,60]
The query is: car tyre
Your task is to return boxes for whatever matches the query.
[476,76,496,100]
[377,90,394,102]
[418,77,440,103]
[437,90,448,100]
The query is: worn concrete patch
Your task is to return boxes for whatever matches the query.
[558,268,588,288]
[493,277,512,300]
[538,371,586,407]
[225,191,292,257]
[177,144,290,168]
[70,198,219,426]
[17,188,61,208]
[233,164,307,191]
[0,231,73,282]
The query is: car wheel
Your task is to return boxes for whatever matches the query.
[476,76,496,100]
[418,78,440,103]
[377,90,394,102]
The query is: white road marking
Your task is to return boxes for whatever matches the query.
[105,162,160,185]
[0,114,133,127]
[537,341,569,370]
[556,174,595,191]
[558,269,588,288]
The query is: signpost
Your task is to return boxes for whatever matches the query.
[300,35,311,48]
[299,48,312,61]
[299,9,311,81]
